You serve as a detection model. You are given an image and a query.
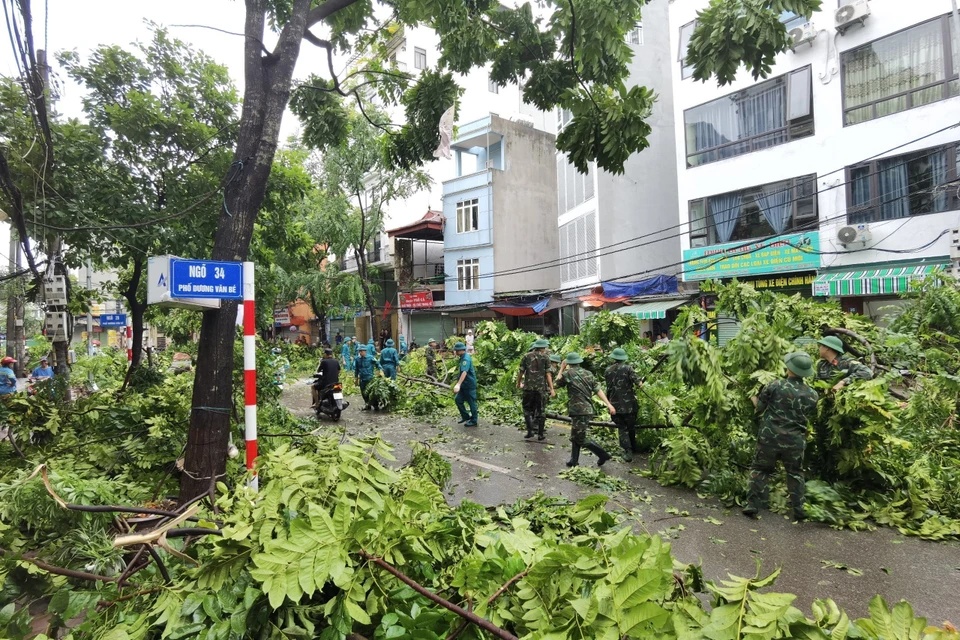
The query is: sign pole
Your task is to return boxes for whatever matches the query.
[242,261,258,490]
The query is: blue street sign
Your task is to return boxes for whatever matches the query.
[100,314,127,327]
[170,259,243,300]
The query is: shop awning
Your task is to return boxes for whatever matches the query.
[812,264,945,297]
[611,299,690,320]
[489,298,550,317]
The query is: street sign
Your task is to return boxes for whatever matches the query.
[100,313,127,327]
[170,259,243,300]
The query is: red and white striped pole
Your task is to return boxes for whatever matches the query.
[242,261,258,490]
[126,318,132,363]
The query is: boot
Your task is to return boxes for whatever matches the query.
[524,415,535,439]
[537,420,546,441]
[585,441,611,467]
[566,444,581,467]
[618,429,633,462]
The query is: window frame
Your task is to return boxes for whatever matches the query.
[840,14,959,126]
[456,198,479,233]
[683,66,815,169]
[488,76,499,93]
[844,142,960,224]
[629,22,643,46]
[457,258,480,291]
[414,47,427,70]
[678,20,698,80]
[688,174,819,248]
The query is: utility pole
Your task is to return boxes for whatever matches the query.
[5,227,23,378]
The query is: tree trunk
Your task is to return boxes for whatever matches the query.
[179,0,312,502]
[123,257,147,369]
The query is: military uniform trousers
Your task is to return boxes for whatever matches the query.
[746,427,806,514]
[570,415,591,446]
[522,389,546,431]
[358,376,373,405]
[612,412,638,453]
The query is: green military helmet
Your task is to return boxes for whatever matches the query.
[385,339,395,347]
[817,335,845,354]
[453,341,467,351]
[610,348,628,361]
[784,351,815,377]
[428,338,437,344]
[564,352,584,365]
[531,338,549,349]
[549,354,562,363]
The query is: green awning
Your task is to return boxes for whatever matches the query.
[612,299,689,320]
[811,264,945,297]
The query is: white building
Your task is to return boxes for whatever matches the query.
[555,0,684,335]
[670,0,960,324]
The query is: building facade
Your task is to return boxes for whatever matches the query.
[556,0,682,296]
[441,115,560,309]
[670,0,960,324]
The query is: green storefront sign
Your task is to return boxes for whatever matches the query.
[682,231,820,281]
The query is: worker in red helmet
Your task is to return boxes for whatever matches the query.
[0,356,18,396]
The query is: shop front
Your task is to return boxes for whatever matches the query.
[811,262,947,326]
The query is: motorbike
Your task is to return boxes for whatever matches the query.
[312,376,348,421]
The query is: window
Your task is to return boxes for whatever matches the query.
[847,143,960,224]
[678,20,697,80]
[684,66,813,168]
[488,76,498,93]
[842,15,959,126]
[457,258,480,291]
[629,22,643,46]
[559,212,598,283]
[456,199,479,233]
[780,11,807,31]
[556,155,595,215]
[688,174,818,247]
[414,47,427,70]
[556,108,572,130]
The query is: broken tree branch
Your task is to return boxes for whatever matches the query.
[0,546,117,583]
[445,571,530,640]
[358,550,518,640]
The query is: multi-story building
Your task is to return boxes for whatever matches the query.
[670,0,959,327]
[438,115,560,331]
[555,0,684,334]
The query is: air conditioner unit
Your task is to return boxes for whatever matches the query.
[837,223,872,247]
[789,22,817,51]
[836,0,870,34]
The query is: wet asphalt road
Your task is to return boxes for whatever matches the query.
[284,380,960,624]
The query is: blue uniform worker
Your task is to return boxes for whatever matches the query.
[31,356,54,378]
[341,338,353,372]
[354,345,382,410]
[398,335,408,361]
[380,339,399,380]
[452,342,478,426]
[0,356,17,396]
[367,339,377,357]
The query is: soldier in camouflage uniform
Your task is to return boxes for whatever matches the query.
[744,351,820,521]
[604,348,642,462]
[425,339,439,380]
[517,338,555,440]
[555,352,617,468]
[816,335,872,392]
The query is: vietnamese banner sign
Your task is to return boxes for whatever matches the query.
[682,232,820,281]
[400,291,434,309]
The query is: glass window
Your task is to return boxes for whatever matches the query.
[456,199,479,233]
[842,15,959,125]
[679,20,697,80]
[780,11,808,31]
[414,47,427,70]
[457,258,480,290]
[847,143,960,224]
[684,66,814,168]
[488,76,498,93]
[689,174,818,246]
[629,23,643,46]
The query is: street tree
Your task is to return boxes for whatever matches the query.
[181,0,822,501]
[299,109,428,339]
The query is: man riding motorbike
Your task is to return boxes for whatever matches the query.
[312,348,341,408]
